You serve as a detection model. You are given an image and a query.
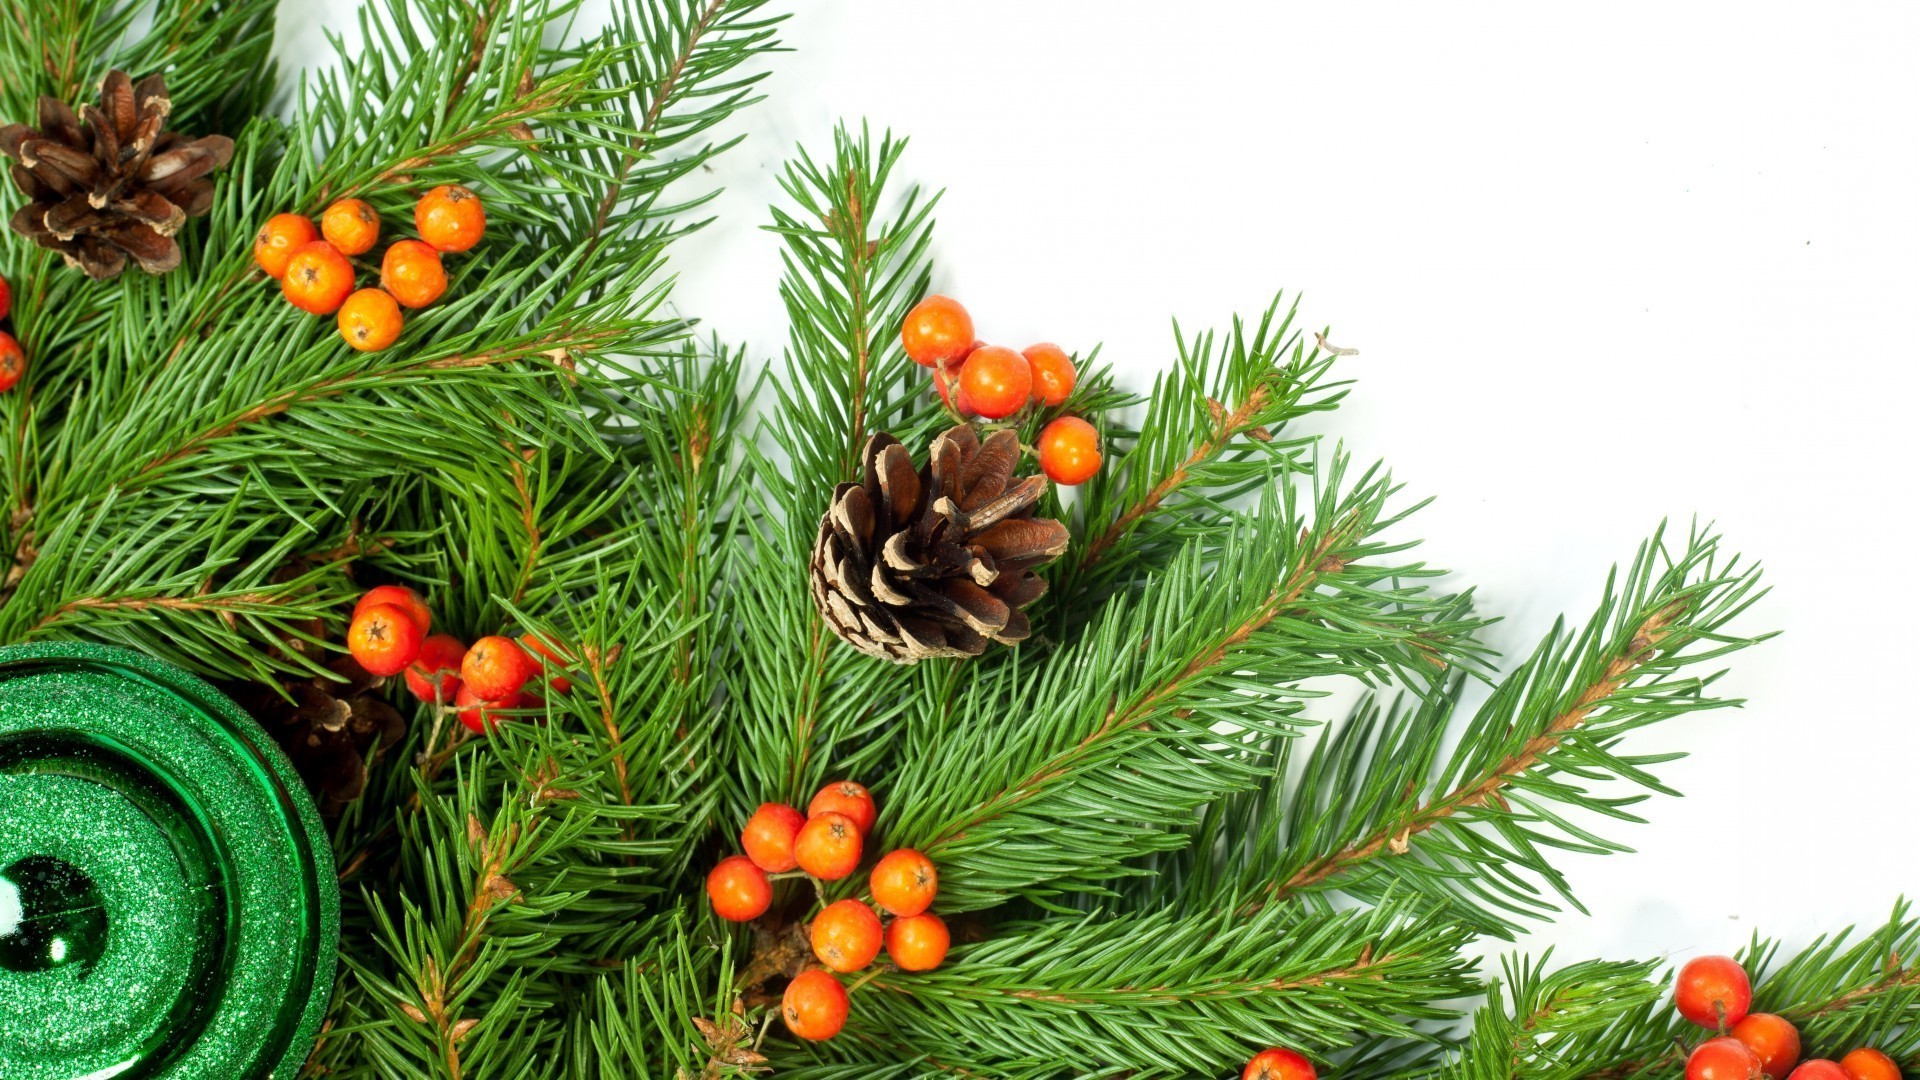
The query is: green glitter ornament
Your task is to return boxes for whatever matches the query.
[0,642,339,1079]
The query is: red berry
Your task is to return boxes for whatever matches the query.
[1038,416,1102,485]
[1023,342,1077,406]
[1677,955,1754,1029]
[0,332,25,393]
[901,295,974,367]
[741,803,807,873]
[807,781,877,836]
[347,602,425,676]
[403,634,467,703]
[957,345,1032,420]
[354,584,431,634]
[869,848,937,917]
[1730,1013,1802,1079]
[885,913,950,972]
[810,898,883,973]
[1244,1047,1317,1080]
[706,855,772,922]
[1790,1063,1851,1080]
[519,632,574,694]
[781,969,848,1041]
[1839,1049,1901,1080]
[1689,1037,1765,1080]
[793,811,862,881]
[455,684,521,734]
[0,274,11,320]
[462,635,532,700]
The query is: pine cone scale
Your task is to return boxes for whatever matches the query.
[1,70,231,279]
[811,424,1067,663]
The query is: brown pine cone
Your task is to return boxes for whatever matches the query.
[0,70,233,279]
[811,424,1069,663]
[232,656,406,817]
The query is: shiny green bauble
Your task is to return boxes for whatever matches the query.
[0,643,338,1079]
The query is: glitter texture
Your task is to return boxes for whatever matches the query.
[0,643,338,1079]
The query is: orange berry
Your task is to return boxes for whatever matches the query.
[321,198,381,256]
[380,239,447,309]
[1676,955,1753,1029]
[1023,342,1077,406]
[807,781,877,836]
[885,912,950,972]
[1788,1063,1850,1080]
[810,899,883,973]
[781,969,848,1041]
[1244,1048,1317,1080]
[347,602,424,677]
[957,345,1032,420]
[706,855,772,922]
[337,288,403,352]
[416,184,486,253]
[0,332,24,393]
[353,584,432,633]
[901,295,974,367]
[793,811,862,880]
[282,241,356,315]
[1840,1049,1901,1080]
[1038,416,1101,486]
[254,213,318,279]
[0,274,11,320]
[741,803,807,873]
[1690,1037,1765,1080]
[455,684,521,734]
[462,635,533,700]
[1730,1013,1801,1078]
[519,632,574,694]
[403,634,466,704]
[869,849,937,917]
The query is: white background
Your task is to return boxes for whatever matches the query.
[280,4,1920,971]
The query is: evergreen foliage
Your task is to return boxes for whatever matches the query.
[1,2,1910,1077]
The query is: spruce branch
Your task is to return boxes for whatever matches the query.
[1241,522,1769,935]
[841,899,1476,1075]
[1048,297,1349,611]
[1436,902,1920,1079]
[886,454,1484,912]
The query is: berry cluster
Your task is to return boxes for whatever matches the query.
[1242,1046,1317,1080]
[344,583,571,734]
[900,294,1103,486]
[0,273,24,393]
[254,185,486,352]
[706,781,950,1043]
[1677,954,1902,1080]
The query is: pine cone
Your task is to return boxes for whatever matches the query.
[231,656,406,817]
[811,424,1070,663]
[0,70,233,279]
